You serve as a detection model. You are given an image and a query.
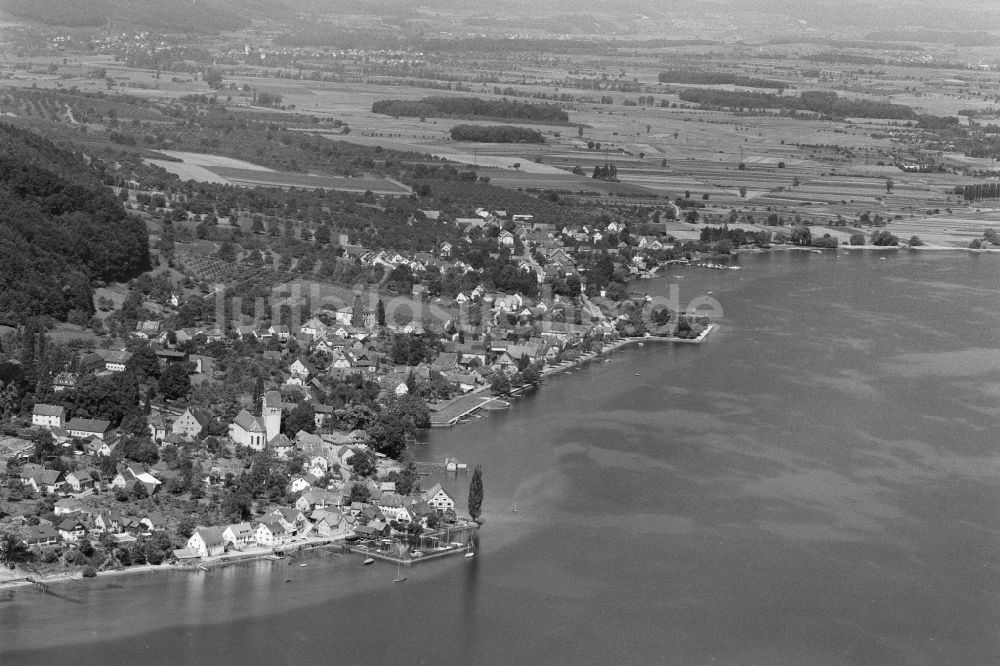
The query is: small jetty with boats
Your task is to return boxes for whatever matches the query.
[343,521,480,569]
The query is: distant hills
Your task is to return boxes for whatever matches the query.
[0,124,149,324]
[2,0,996,35]
[0,0,270,31]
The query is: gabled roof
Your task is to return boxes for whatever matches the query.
[193,526,225,548]
[25,524,60,542]
[66,418,111,434]
[263,391,282,409]
[180,407,213,428]
[257,518,286,535]
[224,522,254,537]
[33,403,65,417]
[269,433,292,449]
[233,410,266,433]
[58,518,86,531]
[28,469,63,486]
[422,483,451,502]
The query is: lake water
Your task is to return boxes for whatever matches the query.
[3,251,1000,664]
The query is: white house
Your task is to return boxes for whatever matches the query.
[254,520,289,547]
[187,527,226,558]
[422,483,455,514]
[32,404,65,429]
[289,474,317,494]
[54,498,83,516]
[222,523,256,551]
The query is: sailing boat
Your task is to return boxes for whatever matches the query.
[393,559,407,583]
[465,541,475,559]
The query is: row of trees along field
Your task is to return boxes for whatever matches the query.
[449,125,544,143]
[372,97,568,123]
[658,71,786,89]
[677,89,916,120]
[955,183,1000,201]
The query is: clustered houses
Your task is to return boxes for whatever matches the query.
[6,203,674,566]
[332,206,668,288]
[7,434,461,562]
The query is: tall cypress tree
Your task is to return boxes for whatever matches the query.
[468,464,483,523]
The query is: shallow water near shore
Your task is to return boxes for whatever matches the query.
[3,251,1000,664]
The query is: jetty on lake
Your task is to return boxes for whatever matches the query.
[429,394,508,427]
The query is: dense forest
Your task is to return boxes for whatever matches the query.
[372,97,569,123]
[449,125,545,143]
[677,89,917,120]
[0,124,149,324]
[658,71,786,89]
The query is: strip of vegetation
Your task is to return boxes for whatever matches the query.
[449,125,544,143]
[372,97,568,123]
[677,89,916,120]
[954,183,1000,201]
[658,71,786,90]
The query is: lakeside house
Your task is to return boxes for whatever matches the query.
[422,483,455,514]
[222,523,256,551]
[187,527,226,558]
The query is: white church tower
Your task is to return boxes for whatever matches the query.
[262,391,282,443]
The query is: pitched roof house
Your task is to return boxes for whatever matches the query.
[66,418,114,440]
[187,526,226,558]
[422,483,455,514]
[32,404,66,429]
[222,523,255,550]
[171,407,213,439]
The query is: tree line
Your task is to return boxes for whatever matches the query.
[449,125,544,143]
[954,182,1000,201]
[372,96,569,123]
[677,89,916,120]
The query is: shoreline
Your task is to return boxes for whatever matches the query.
[2,328,715,590]
[0,536,346,591]
[429,324,718,426]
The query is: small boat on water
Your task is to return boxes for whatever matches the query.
[363,557,375,566]
[465,542,475,559]
[299,563,307,568]
[393,561,407,583]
